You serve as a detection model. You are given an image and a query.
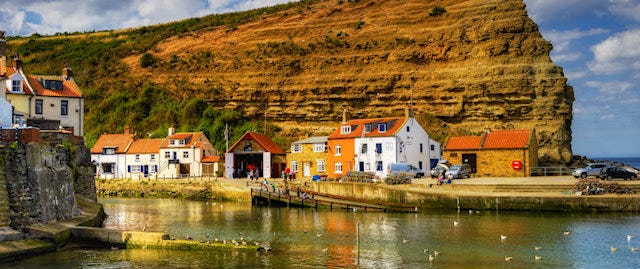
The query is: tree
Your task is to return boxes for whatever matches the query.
[140,52,156,68]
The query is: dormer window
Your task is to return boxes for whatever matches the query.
[11,80,22,92]
[103,147,116,155]
[178,139,185,146]
[43,80,63,90]
[378,123,387,132]
[340,126,351,134]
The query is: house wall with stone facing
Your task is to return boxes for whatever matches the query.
[286,143,327,176]
[445,146,538,177]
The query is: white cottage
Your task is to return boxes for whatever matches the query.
[157,128,215,178]
[91,132,134,179]
[124,138,165,179]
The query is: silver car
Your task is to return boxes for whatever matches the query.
[445,164,472,179]
[572,163,608,178]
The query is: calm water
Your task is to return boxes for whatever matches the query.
[593,157,640,169]
[7,198,640,268]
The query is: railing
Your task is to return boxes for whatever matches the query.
[530,166,572,176]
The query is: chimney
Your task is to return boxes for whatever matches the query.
[62,67,73,80]
[168,126,175,136]
[12,53,22,70]
[342,107,351,124]
[124,125,131,135]
[405,104,414,118]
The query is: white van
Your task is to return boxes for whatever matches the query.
[389,163,425,178]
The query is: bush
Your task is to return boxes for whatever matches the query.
[429,5,446,16]
[140,52,156,68]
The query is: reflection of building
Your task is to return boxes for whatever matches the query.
[286,136,328,177]
[327,107,441,178]
[225,132,285,179]
[443,129,538,177]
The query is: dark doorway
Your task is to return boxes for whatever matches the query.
[462,154,477,173]
[233,153,263,178]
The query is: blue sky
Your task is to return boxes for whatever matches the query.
[1,0,639,158]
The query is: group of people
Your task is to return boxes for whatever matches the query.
[282,167,295,181]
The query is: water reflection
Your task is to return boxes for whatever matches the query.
[6,198,640,268]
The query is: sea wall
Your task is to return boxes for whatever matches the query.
[310,182,640,212]
[97,179,251,201]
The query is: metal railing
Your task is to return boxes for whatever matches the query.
[530,166,572,176]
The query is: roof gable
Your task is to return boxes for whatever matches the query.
[482,130,532,149]
[91,134,134,154]
[227,132,284,154]
[328,117,406,139]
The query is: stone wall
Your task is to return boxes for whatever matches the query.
[0,138,96,231]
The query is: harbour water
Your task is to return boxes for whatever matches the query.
[7,197,640,268]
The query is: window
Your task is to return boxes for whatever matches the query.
[102,163,114,174]
[317,160,325,172]
[340,125,351,134]
[378,123,387,132]
[129,165,141,173]
[135,154,140,162]
[150,154,156,162]
[150,165,157,173]
[179,139,186,146]
[35,99,43,115]
[335,144,341,156]
[376,161,383,171]
[431,145,435,151]
[60,100,68,116]
[419,161,423,170]
[375,143,382,154]
[291,161,299,172]
[361,143,368,154]
[406,126,410,132]
[165,151,171,159]
[44,80,63,90]
[11,80,21,92]
[313,143,325,152]
[364,124,372,133]
[170,140,175,145]
[292,144,302,153]
[335,162,343,173]
[420,143,423,153]
[450,153,458,157]
[183,151,189,158]
[103,148,115,155]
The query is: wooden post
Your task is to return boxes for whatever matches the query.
[356,222,360,266]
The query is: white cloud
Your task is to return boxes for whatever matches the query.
[585,80,634,98]
[551,52,583,62]
[589,29,640,74]
[564,70,587,80]
[543,28,608,53]
[524,0,607,23]
[608,0,640,22]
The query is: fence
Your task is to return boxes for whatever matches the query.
[530,166,572,176]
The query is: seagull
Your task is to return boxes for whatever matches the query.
[403,238,409,244]
[428,254,435,261]
[631,247,639,252]
[563,231,571,235]
[317,233,323,238]
[434,251,441,256]
[628,235,634,241]
[534,246,542,250]
[469,209,473,214]
[504,256,513,261]
[501,235,507,241]
[423,249,429,254]
[534,255,542,260]
[453,221,459,227]
[611,246,619,252]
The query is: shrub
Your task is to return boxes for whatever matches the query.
[139,52,156,68]
[429,5,446,16]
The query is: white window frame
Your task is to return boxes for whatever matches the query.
[183,151,189,159]
[292,144,302,153]
[103,148,115,155]
[291,161,299,172]
[130,165,141,173]
[170,140,176,146]
[335,144,341,156]
[376,161,383,171]
[361,143,368,154]
[340,126,351,134]
[135,154,140,162]
[378,123,387,132]
[150,154,156,162]
[316,160,325,172]
[313,143,325,152]
[150,165,157,173]
[11,80,22,92]
[164,151,171,159]
[335,162,343,174]
[179,139,186,146]
[364,124,372,133]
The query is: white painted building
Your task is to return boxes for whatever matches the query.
[157,128,214,178]
[123,138,165,179]
[90,132,134,179]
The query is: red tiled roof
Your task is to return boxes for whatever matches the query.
[227,132,284,154]
[5,67,34,95]
[482,129,531,149]
[445,136,483,150]
[90,134,134,154]
[201,156,220,163]
[127,138,165,154]
[160,132,209,148]
[27,75,82,98]
[328,117,406,139]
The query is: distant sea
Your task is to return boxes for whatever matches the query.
[592,157,640,169]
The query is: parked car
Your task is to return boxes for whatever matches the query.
[389,163,425,178]
[445,164,472,179]
[430,163,449,178]
[572,163,608,178]
[600,167,638,180]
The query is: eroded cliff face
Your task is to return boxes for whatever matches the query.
[124,0,573,163]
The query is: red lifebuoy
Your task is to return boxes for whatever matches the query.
[511,160,522,170]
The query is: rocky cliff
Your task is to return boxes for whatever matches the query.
[121,0,573,163]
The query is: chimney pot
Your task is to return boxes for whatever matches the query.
[168,126,175,136]
[62,67,73,80]
[124,125,130,135]
[12,53,22,70]
[342,107,351,124]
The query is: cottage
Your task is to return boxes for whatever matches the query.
[286,136,328,177]
[157,127,215,178]
[225,132,285,179]
[124,138,165,179]
[443,129,538,177]
[91,130,135,179]
[327,107,441,178]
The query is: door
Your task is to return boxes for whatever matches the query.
[359,161,365,172]
[143,165,149,177]
[303,162,311,177]
[462,154,477,173]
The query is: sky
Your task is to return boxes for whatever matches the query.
[1,0,639,158]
